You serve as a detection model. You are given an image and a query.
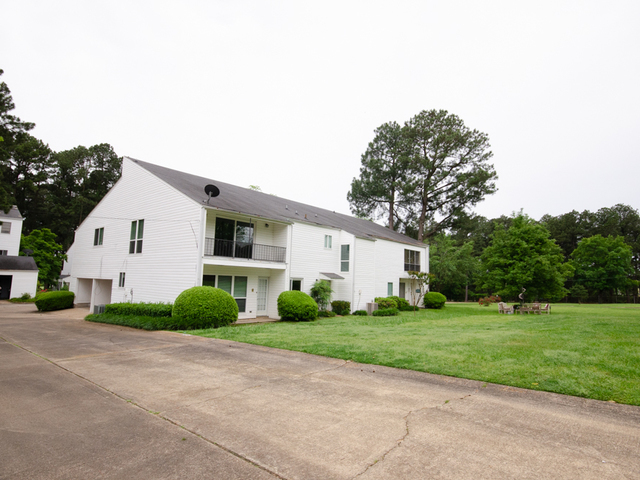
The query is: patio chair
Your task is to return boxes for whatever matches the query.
[539,303,550,314]
[498,302,514,314]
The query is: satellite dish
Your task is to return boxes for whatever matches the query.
[204,184,220,204]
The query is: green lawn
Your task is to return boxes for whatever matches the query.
[189,303,640,406]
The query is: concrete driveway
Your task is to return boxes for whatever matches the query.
[1,302,639,479]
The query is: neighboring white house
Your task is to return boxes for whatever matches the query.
[65,157,429,317]
[0,206,38,299]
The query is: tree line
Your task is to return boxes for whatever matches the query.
[349,111,638,304]
[1,69,122,251]
[429,206,639,303]
[1,69,121,287]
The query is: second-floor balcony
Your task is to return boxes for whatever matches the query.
[204,237,286,263]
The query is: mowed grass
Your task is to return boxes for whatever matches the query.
[189,303,640,405]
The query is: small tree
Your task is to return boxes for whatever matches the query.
[20,228,67,289]
[407,271,434,312]
[309,280,333,311]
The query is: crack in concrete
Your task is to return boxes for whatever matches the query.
[351,389,480,479]
[6,339,290,480]
[295,359,350,378]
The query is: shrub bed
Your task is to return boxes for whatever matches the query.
[105,302,173,317]
[330,300,351,315]
[424,292,447,309]
[172,286,238,329]
[374,297,398,309]
[372,307,399,317]
[277,291,318,321]
[35,291,75,312]
[318,310,336,318]
[388,296,412,311]
[85,313,220,331]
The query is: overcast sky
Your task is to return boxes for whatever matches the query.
[2,0,639,224]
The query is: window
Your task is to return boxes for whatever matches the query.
[404,249,420,271]
[94,227,104,246]
[0,250,7,256]
[324,235,332,249]
[0,222,10,234]
[388,282,393,296]
[202,275,216,287]
[129,219,144,254]
[118,272,126,288]
[233,276,248,313]
[290,279,302,291]
[211,275,247,313]
[214,218,254,258]
[340,244,350,272]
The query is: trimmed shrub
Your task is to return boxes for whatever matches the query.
[172,287,238,329]
[389,296,412,311]
[318,310,337,318]
[35,291,75,312]
[105,302,173,317]
[424,292,447,309]
[277,291,318,322]
[86,313,228,331]
[330,300,351,316]
[374,297,398,309]
[353,310,368,316]
[372,307,399,317]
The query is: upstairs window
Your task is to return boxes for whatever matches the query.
[340,244,350,272]
[94,227,104,246]
[0,222,10,234]
[324,235,332,249]
[404,249,420,271]
[129,219,144,254]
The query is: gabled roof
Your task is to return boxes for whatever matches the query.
[129,158,424,247]
[0,205,22,220]
[0,256,38,271]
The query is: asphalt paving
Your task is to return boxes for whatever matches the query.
[1,302,639,479]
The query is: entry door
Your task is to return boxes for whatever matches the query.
[399,282,405,299]
[0,275,12,300]
[257,278,268,316]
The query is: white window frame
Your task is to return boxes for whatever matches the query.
[129,219,144,254]
[94,227,104,246]
[340,244,350,272]
[290,279,303,291]
[324,235,332,249]
[0,222,10,234]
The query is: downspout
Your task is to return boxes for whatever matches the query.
[196,207,206,286]
[351,239,356,312]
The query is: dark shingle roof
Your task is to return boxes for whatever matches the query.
[130,158,424,247]
[0,206,22,220]
[0,256,38,271]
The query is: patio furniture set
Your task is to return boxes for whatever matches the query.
[498,302,550,315]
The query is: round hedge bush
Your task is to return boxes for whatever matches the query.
[172,286,238,328]
[277,290,318,321]
[35,291,75,312]
[424,292,446,309]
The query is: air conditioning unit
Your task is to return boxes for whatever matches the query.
[366,302,378,315]
[93,304,106,314]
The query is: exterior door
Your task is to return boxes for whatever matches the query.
[257,278,268,316]
[0,275,12,300]
[399,281,405,299]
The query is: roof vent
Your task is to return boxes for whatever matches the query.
[204,184,220,204]
[285,205,289,210]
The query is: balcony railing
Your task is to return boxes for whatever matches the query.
[204,237,286,263]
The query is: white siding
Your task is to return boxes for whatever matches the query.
[3,270,38,299]
[0,217,23,256]
[68,159,202,307]
[353,238,376,311]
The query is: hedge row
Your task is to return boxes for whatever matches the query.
[35,291,75,312]
[85,313,218,331]
[105,302,173,317]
